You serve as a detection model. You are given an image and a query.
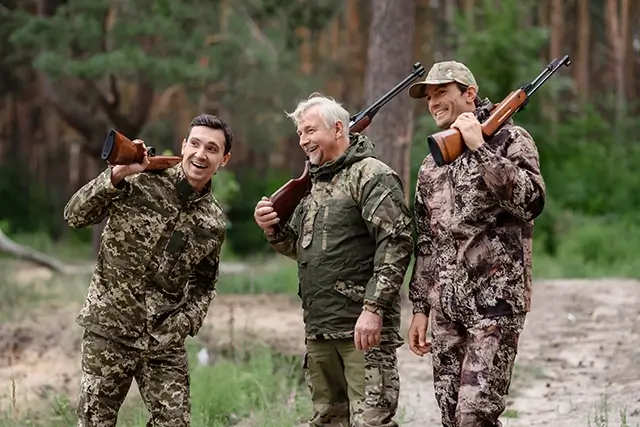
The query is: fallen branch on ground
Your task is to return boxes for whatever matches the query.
[0,228,89,274]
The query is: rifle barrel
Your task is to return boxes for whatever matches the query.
[525,54,571,97]
[349,62,426,126]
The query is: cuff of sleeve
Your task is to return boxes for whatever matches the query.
[101,167,128,194]
[363,300,384,317]
[412,300,430,316]
[265,227,289,244]
[181,311,195,337]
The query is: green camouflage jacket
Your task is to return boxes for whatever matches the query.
[64,164,226,350]
[408,113,546,326]
[267,133,413,344]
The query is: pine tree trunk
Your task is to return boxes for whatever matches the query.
[362,0,417,201]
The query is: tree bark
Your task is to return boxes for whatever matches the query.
[575,0,590,104]
[606,0,630,124]
[362,0,417,202]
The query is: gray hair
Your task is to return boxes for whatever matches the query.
[286,92,351,135]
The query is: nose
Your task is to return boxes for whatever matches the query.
[194,145,207,159]
[428,98,439,113]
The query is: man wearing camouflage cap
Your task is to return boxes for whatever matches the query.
[405,60,546,427]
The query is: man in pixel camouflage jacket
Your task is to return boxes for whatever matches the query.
[405,61,546,427]
[253,94,414,427]
[64,114,232,427]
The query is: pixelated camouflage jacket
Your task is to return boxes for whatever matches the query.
[267,133,414,343]
[64,164,226,350]
[408,108,546,325]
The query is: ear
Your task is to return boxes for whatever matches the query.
[180,138,187,156]
[221,152,231,167]
[335,120,344,139]
[466,85,478,104]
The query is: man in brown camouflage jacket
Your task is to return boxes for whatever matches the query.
[405,61,546,427]
[64,114,232,427]
[253,93,414,427]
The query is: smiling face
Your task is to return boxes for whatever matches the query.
[180,125,231,191]
[296,106,348,166]
[425,82,477,129]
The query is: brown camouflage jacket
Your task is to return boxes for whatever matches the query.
[64,164,225,350]
[408,119,545,325]
[267,133,414,343]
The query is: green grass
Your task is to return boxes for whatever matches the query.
[0,343,311,427]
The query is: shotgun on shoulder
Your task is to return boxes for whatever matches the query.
[101,129,182,171]
[427,54,571,166]
[269,62,427,228]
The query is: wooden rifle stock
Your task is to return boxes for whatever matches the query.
[269,62,427,229]
[427,54,572,166]
[101,129,182,171]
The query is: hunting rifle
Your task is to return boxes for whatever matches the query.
[269,61,426,228]
[101,129,182,171]
[427,54,572,166]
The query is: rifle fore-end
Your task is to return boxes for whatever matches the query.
[350,115,371,133]
[480,89,528,136]
[102,129,182,171]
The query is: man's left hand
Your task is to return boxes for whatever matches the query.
[354,310,382,352]
[451,112,484,151]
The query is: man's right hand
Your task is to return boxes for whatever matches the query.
[110,139,151,186]
[408,312,432,357]
[254,196,280,237]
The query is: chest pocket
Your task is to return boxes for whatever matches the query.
[150,224,218,296]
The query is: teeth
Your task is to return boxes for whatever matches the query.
[191,161,206,168]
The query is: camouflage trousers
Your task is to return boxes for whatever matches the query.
[430,310,526,427]
[303,338,400,427]
[76,329,190,427]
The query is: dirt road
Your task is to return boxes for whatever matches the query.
[2,270,639,426]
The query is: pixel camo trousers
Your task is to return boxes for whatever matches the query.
[76,330,190,427]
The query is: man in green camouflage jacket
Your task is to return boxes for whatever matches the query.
[253,94,414,427]
[64,114,232,427]
[405,61,546,427]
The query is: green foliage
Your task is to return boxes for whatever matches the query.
[9,0,228,87]
[225,167,296,256]
[454,0,553,100]
[0,162,59,237]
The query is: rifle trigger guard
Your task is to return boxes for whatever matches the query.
[146,146,157,157]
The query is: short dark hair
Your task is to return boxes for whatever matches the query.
[186,114,233,155]
[455,83,482,108]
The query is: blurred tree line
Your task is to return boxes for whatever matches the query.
[0,0,639,266]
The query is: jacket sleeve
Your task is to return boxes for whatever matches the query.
[265,203,302,261]
[359,170,414,317]
[182,226,225,336]
[407,172,433,317]
[63,167,129,228]
[472,126,546,222]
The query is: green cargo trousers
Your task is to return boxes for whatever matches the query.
[303,338,400,427]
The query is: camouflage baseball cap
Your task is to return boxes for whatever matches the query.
[408,61,478,99]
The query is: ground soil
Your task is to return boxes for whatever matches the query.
[1,264,639,426]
